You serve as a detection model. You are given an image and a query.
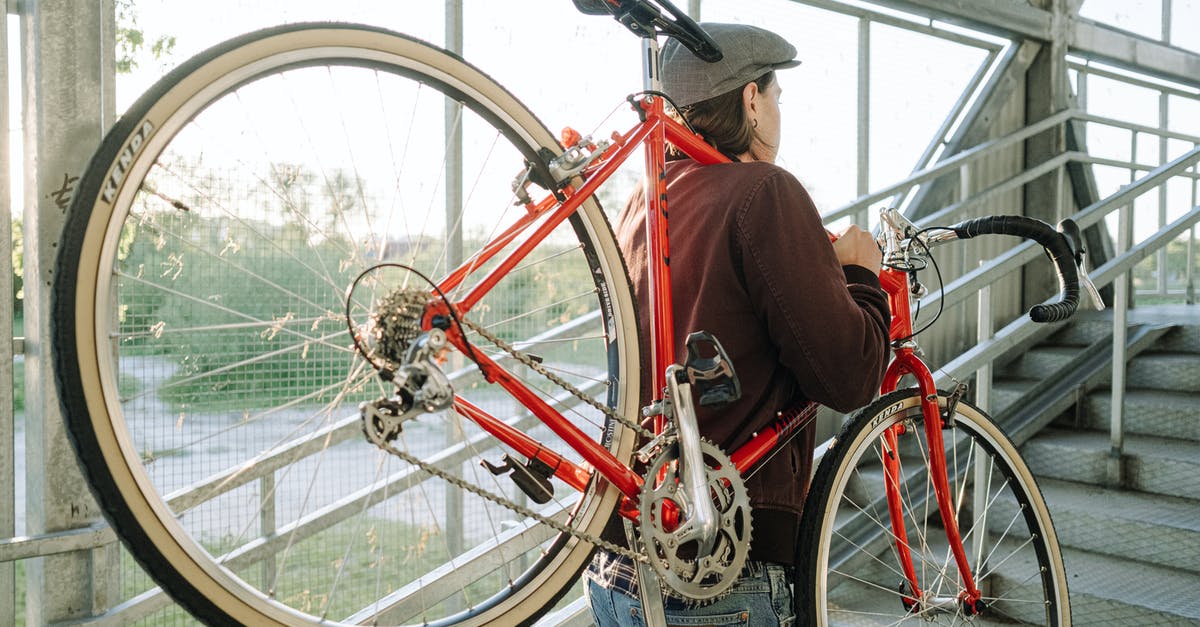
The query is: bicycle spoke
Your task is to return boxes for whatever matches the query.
[60,28,641,625]
[805,391,1068,625]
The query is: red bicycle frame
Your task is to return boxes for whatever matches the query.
[423,43,979,610]
[878,267,984,608]
[429,91,820,508]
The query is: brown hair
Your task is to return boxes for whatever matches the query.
[667,71,775,162]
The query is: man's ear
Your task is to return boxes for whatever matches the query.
[742,81,760,116]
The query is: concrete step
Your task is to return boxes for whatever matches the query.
[1000,345,1081,380]
[1020,429,1200,501]
[1059,545,1200,625]
[1125,351,1200,393]
[1000,339,1200,395]
[990,377,1036,416]
[992,478,1200,573]
[1080,388,1200,443]
[1054,309,1200,352]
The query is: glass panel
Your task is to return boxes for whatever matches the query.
[1078,0,1165,39]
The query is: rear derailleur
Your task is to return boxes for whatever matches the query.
[360,327,454,448]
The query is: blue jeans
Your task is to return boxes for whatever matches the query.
[586,560,795,626]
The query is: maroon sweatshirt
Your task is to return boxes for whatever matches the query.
[613,158,891,564]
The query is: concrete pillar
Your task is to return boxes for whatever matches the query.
[20,0,118,623]
[1022,0,1073,312]
[1,2,15,623]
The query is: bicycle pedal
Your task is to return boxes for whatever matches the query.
[481,454,555,504]
[683,331,741,406]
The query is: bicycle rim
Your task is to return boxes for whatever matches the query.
[53,23,640,626]
[799,389,1070,626]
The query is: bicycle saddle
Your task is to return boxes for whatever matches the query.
[571,0,723,62]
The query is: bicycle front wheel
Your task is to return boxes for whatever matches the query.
[53,23,641,626]
[798,389,1070,625]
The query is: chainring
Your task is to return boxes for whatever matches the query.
[638,438,752,602]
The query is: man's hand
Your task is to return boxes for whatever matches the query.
[832,224,882,274]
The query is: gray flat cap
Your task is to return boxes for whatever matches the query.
[661,22,800,108]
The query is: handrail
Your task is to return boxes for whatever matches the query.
[823,108,1200,227]
[935,203,1200,388]
[916,144,1200,317]
[822,108,1078,222]
[1076,111,1200,145]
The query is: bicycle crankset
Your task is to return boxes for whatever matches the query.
[638,438,752,602]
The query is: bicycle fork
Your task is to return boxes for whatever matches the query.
[882,354,984,616]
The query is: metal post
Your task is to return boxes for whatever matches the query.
[688,0,700,20]
[1108,202,1131,488]
[445,0,463,276]
[1076,69,1087,112]
[443,0,465,605]
[857,17,870,202]
[1189,174,1197,304]
[1129,130,1138,303]
[1,1,15,624]
[20,1,118,622]
[974,269,991,410]
[1130,131,1138,183]
[1158,92,1169,296]
[1163,0,1173,45]
[958,164,972,351]
[260,473,277,590]
[972,279,991,575]
[1056,160,1066,221]
[1158,0,1171,269]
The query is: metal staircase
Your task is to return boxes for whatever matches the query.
[994,308,1200,625]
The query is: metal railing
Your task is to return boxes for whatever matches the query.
[2,105,1190,619]
[3,0,1198,614]
[3,108,1197,626]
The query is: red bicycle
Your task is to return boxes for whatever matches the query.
[54,1,1082,624]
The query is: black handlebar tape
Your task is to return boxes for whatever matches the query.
[575,0,724,62]
[655,0,723,61]
[950,216,1081,323]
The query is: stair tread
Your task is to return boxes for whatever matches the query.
[1031,428,1200,463]
[1088,387,1200,404]
[1060,545,1200,620]
[1038,478,1200,531]
[991,376,1038,391]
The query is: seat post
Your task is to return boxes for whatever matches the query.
[641,36,662,93]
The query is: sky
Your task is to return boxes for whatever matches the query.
[3,0,1198,540]
[7,0,1200,229]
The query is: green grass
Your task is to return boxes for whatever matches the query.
[12,360,23,414]
[101,515,509,623]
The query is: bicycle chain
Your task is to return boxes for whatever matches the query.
[459,316,656,441]
[376,439,647,563]
[370,313,658,564]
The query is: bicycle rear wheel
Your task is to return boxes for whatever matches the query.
[53,23,641,626]
[798,389,1070,625]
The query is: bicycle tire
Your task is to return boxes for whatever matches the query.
[52,22,642,626]
[798,389,1070,625]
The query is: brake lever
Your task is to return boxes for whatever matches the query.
[1057,219,1104,311]
[1078,267,1105,311]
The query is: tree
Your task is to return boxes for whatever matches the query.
[115,0,176,74]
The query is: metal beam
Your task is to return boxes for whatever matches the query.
[867,0,1200,89]
[1071,18,1200,89]
[865,0,1052,40]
